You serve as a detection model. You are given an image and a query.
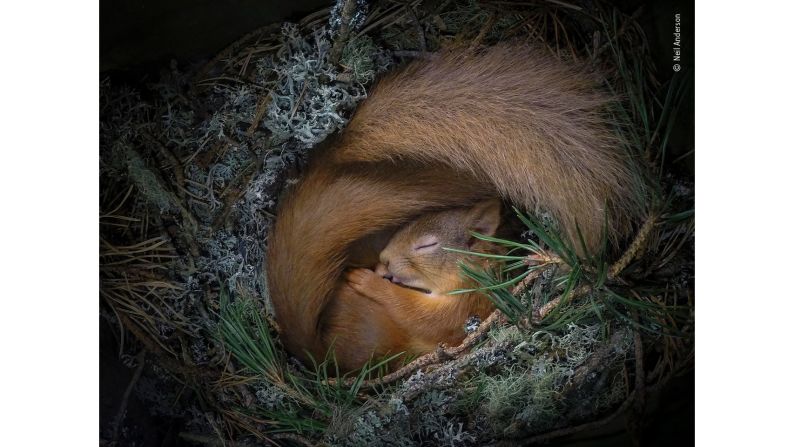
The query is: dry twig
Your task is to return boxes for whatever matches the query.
[469,13,498,49]
[110,349,147,442]
[532,214,659,323]
[608,214,658,279]
[507,390,637,446]
[328,309,507,388]
[330,0,360,64]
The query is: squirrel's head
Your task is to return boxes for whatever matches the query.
[374,199,502,295]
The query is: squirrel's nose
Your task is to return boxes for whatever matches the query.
[374,262,390,279]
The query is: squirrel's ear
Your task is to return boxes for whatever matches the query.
[466,199,501,237]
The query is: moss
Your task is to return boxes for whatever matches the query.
[124,147,178,213]
[340,36,390,84]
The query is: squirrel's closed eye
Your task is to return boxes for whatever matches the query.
[414,237,439,251]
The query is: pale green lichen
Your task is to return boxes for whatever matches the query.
[124,147,178,213]
[466,323,632,437]
[262,24,368,146]
[340,35,390,84]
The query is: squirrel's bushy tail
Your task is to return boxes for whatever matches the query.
[335,44,645,247]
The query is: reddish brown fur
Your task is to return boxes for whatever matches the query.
[335,45,643,245]
[267,44,644,372]
[267,160,491,369]
[344,200,503,360]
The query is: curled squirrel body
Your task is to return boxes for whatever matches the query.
[344,199,504,359]
[267,45,644,371]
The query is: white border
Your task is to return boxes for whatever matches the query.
[0,1,99,444]
[697,1,794,445]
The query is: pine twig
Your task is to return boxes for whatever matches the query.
[532,284,593,324]
[588,6,644,64]
[224,360,256,408]
[532,214,659,323]
[178,431,314,447]
[469,13,497,50]
[328,309,507,388]
[608,214,657,279]
[142,131,187,202]
[211,158,261,231]
[627,318,647,445]
[330,0,359,64]
[328,244,579,388]
[178,432,265,447]
[191,24,280,88]
[117,313,218,381]
[126,144,201,258]
[406,3,427,51]
[110,349,147,442]
[246,91,274,136]
[507,390,637,446]
[271,433,315,447]
[565,329,629,392]
[402,338,515,402]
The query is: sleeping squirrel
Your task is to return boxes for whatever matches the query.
[267,44,645,372]
[343,199,502,362]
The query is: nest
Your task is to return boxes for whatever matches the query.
[100,1,694,445]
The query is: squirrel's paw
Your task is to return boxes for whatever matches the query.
[345,268,391,297]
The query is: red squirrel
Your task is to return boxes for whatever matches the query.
[266,44,644,372]
[344,199,502,359]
